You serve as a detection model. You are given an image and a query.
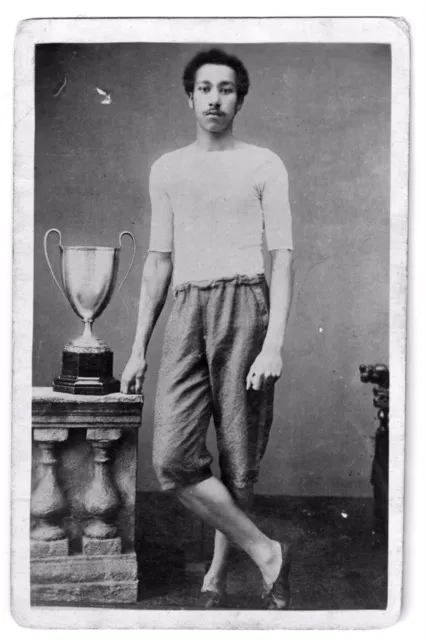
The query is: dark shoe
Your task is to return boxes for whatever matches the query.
[261,542,292,610]
[198,588,227,609]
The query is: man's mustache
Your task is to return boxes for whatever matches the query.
[204,109,225,116]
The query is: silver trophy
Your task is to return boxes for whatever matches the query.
[44,229,136,394]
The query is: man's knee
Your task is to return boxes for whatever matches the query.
[153,447,213,493]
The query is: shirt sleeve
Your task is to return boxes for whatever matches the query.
[260,152,294,251]
[148,158,173,252]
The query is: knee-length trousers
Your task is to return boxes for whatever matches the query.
[153,274,274,502]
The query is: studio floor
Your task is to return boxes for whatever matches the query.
[124,493,387,610]
[36,493,387,611]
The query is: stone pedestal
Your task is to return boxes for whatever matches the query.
[30,387,142,605]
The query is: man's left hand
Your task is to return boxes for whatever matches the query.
[246,346,283,391]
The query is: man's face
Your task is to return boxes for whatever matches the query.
[189,64,241,133]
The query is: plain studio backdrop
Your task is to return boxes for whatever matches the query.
[33,43,390,497]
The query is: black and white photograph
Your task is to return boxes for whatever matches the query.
[11,17,409,630]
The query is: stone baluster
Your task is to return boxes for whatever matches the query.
[82,428,122,555]
[31,428,69,557]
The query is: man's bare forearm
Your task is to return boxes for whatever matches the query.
[262,249,294,353]
[131,251,173,358]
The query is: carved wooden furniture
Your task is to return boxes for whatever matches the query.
[359,364,389,547]
[30,387,142,604]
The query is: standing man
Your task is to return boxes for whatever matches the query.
[121,48,294,609]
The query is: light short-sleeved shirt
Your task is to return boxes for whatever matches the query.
[148,143,293,286]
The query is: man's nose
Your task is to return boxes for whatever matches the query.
[208,90,221,106]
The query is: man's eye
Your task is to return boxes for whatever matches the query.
[221,88,233,94]
[198,86,209,93]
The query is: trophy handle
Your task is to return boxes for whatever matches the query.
[43,228,68,302]
[117,231,136,292]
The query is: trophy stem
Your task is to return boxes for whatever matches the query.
[82,320,93,342]
[67,319,107,351]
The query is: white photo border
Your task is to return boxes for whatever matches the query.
[12,16,409,630]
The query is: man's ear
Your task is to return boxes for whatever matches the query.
[236,97,244,112]
[188,93,194,109]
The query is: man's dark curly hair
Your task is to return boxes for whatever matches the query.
[182,48,250,102]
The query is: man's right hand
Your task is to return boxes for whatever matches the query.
[120,353,147,394]
[120,251,172,395]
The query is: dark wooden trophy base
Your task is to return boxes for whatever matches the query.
[53,347,120,395]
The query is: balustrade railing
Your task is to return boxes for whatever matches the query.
[30,387,142,604]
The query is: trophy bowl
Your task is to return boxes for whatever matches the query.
[44,229,136,395]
